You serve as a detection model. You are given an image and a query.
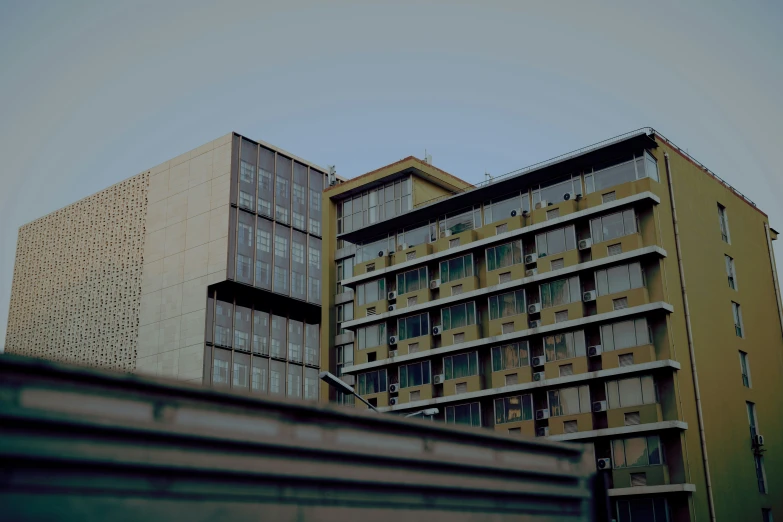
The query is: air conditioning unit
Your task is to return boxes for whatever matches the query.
[430,279,441,289]
[524,253,538,265]
[528,303,541,314]
[535,409,550,420]
[529,319,542,328]
[583,290,597,302]
[389,397,398,406]
[433,374,445,385]
[532,356,545,367]
[563,191,575,201]
[389,350,398,358]
[525,268,538,277]
[388,304,397,312]
[432,325,442,336]
[388,291,397,301]
[388,335,397,346]
[753,434,765,447]
[378,250,388,258]
[588,345,603,357]
[536,427,550,437]
[534,200,548,210]
[593,400,607,412]
[597,458,611,470]
[389,383,400,394]
[510,209,519,217]
[445,229,453,237]
[533,372,546,382]
[578,238,592,250]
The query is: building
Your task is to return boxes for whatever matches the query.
[322,129,783,522]
[5,132,332,400]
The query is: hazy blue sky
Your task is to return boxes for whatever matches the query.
[1,1,782,348]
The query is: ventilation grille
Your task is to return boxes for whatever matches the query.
[496,223,508,234]
[624,412,641,426]
[451,284,463,296]
[409,390,421,401]
[366,307,376,316]
[563,420,578,434]
[455,382,468,394]
[408,342,419,353]
[406,251,416,261]
[555,310,569,323]
[602,191,617,203]
[366,263,376,272]
[607,244,622,256]
[502,322,515,335]
[619,353,634,367]
[449,238,460,248]
[499,272,512,284]
[546,208,560,220]
[550,258,565,271]
[630,473,647,487]
[559,364,574,377]
[613,297,629,310]
[453,333,465,344]
[505,373,518,386]
[407,296,418,306]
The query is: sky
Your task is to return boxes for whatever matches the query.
[1,1,782,349]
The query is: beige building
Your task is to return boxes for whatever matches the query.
[321,129,783,522]
[5,133,330,399]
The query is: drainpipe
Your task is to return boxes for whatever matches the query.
[664,152,717,522]
[763,223,783,339]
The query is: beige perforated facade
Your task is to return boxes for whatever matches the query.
[5,133,234,380]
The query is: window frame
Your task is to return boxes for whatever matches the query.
[488,289,526,320]
[494,393,533,424]
[445,402,481,427]
[443,351,479,380]
[440,253,474,284]
[611,435,663,469]
[486,240,523,272]
[739,351,751,388]
[441,301,477,331]
[399,360,432,389]
[491,341,530,371]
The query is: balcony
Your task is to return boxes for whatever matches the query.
[601,344,657,370]
[355,344,391,365]
[397,383,434,404]
[544,356,588,380]
[596,287,650,315]
[439,324,480,347]
[361,391,390,409]
[612,464,670,490]
[478,214,525,240]
[433,229,477,253]
[495,418,536,437]
[537,249,580,274]
[392,335,431,356]
[491,366,533,389]
[539,301,583,326]
[607,403,663,429]
[396,288,430,310]
[487,314,528,337]
[356,298,388,319]
[547,411,593,435]
[353,254,391,276]
[391,243,432,265]
[591,233,645,261]
[334,331,354,346]
[486,263,528,287]
[582,176,658,210]
[442,374,482,397]
[439,275,480,298]
[530,198,579,224]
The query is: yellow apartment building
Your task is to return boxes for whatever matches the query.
[320,128,783,522]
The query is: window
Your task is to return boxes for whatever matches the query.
[355,235,394,263]
[338,178,411,233]
[595,262,644,296]
[288,320,303,363]
[287,364,302,397]
[543,330,586,362]
[590,209,637,244]
[486,240,522,271]
[253,310,269,355]
[489,289,526,320]
[357,278,385,305]
[307,237,322,304]
[763,509,773,522]
[304,367,319,400]
[336,302,354,323]
[606,375,657,409]
[399,360,431,388]
[535,225,576,257]
[718,203,730,243]
[439,206,481,238]
[485,193,530,225]
[612,435,663,468]
[255,218,272,290]
[532,174,582,206]
[398,313,429,341]
[214,300,233,347]
[273,226,290,294]
[335,343,354,378]
[251,357,268,393]
[270,360,284,395]
[270,315,286,358]
[397,266,428,295]
[540,276,581,308]
[234,306,251,351]
[495,394,533,424]
[732,302,744,337]
[440,254,473,284]
[335,258,354,294]
[601,318,650,351]
[446,403,481,427]
[212,357,229,385]
[357,369,388,395]
[726,255,737,289]
[615,498,669,522]
[739,351,751,388]
[257,147,274,217]
[491,341,530,371]
[309,170,323,236]
[755,455,767,493]
[747,401,759,438]
[444,352,478,380]
[441,301,477,331]
[239,139,257,212]
[585,153,658,195]
[548,385,591,416]
[357,323,386,350]
[398,221,436,249]
[305,323,319,366]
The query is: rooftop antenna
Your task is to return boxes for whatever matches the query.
[328,165,337,186]
[485,171,494,184]
[424,149,432,165]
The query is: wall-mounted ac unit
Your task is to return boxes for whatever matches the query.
[430,279,441,289]
[389,349,398,358]
[529,319,542,328]
[588,345,603,357]
[378,250,388,258]
[536,427,550,437]
[432,325,442,336]
[533,372,545,382]
[534,200,548,210]
[389,397,398,406]
[388,291,397,301]
[511,208,524,217]
[535,409,549,420]
[433,374,445,385]
[532,356,545,367]
[563,192,575,201]
[592,400,607,412]
[388,335,397,346]
[525,268,538,277]
[583,290,597,302]
[578,238,592,250]
[524,253,538,265]
[389,383,400,394]
[753,434,765,447]
[528,303,541,314]
[388,304,397,312]
[444,229,453,237]
[597,458,611,470]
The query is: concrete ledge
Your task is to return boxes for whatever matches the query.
[607,483,696,497]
